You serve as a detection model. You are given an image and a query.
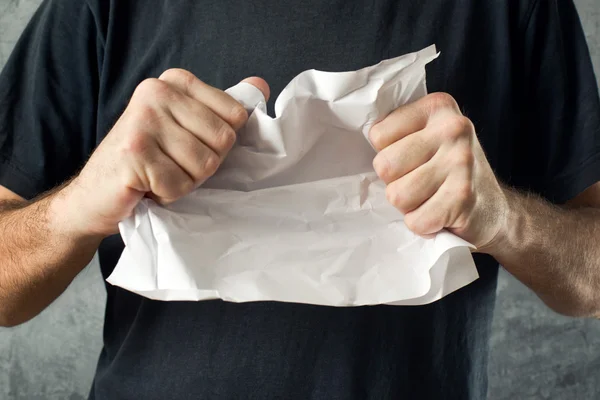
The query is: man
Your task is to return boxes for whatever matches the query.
[0,0,599,399]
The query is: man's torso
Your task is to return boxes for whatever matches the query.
[89,1,529,398]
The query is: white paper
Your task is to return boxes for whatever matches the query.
[107,45,479,306]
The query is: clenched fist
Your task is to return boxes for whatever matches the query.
[369,92,508,249]
[64,69,270,236]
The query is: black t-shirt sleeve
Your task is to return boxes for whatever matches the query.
[512,0,600,203]
[0,0,103,200]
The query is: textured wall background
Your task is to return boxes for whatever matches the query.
[0,1,599,399]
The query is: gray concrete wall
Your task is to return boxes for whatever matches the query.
[0,1,599,399]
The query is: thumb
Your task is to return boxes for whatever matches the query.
[241,76,270,102]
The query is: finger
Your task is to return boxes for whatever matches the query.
[161,90,238,158]
[385,155,448,214]
[159,69,269,130]
[402,181,452,236]
[241,76,270,102]
[368,92,461,152]
[153,117,220,184]
[372,128,438,184]
[403,174,473,236]
[130,142,196,204]
[368,100,429,152]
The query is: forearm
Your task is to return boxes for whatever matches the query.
[487,187,600,317]
[0,187,103,326]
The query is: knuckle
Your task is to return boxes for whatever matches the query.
[403,213,420,233]
[133,79,155,98]
[177,176,195,195]
[202,152,220,178]
[154,168,194,201]
[214,123,237,152]
[160,68,198,89]
[373,154,390,181]
[228,103,248,129]
[158,68,177,81]
[457,115,475,133]
[368,124,386,150]
[386,185,405,211]
[442,116,472,140]
[121,130,152,155]
[159,68,186,81]
[134,78,171,101]
[427,92,458,111]
[405,213,439,235]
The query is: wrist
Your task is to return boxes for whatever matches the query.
[46,180,108,243]
[478,186,525,260]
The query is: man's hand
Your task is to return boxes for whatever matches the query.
[62,70,269,237]
[0,70,270,326]
[369,92,508,249]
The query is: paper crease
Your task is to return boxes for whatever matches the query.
[107,45,480,306]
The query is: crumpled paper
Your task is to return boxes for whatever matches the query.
[107,45,479,306]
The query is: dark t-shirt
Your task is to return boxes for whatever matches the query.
[2,1,600,399]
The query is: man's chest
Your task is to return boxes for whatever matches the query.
[96,0,517,174]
